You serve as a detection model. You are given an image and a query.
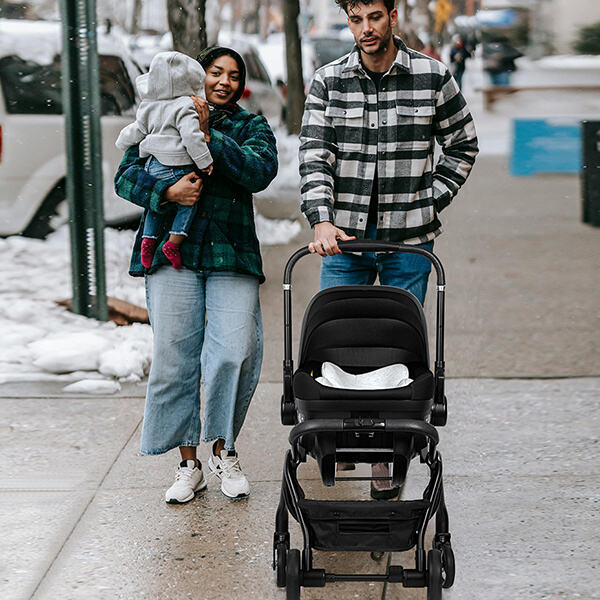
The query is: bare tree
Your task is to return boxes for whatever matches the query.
[282,0,304,134]
[167,0,208,57]
[130,0,143,34]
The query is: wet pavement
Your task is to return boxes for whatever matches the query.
[2,378,598,600]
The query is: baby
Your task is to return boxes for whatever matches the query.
[116,51,212,269]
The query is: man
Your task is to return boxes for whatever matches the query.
[299,0,478,498]
[450,35,470,90]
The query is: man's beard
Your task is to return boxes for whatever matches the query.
[358,24,392,55]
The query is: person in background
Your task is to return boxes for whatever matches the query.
[449,35,470,90]
[483,36,523,86]
[422,42,442,61]
[299,0,478,499]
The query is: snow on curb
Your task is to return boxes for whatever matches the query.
[0,208,300,388]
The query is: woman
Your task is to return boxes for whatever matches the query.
[114,46,278,503]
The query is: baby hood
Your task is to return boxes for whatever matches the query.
[136,51,205,100]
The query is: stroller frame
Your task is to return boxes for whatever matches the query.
[273,241,454,600]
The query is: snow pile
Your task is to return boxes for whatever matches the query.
[256,126,302,203]
[0,210,301,392]
[535,55,600,70]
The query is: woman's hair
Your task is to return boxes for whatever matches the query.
[196,46,246,104]
[335,0,396,14]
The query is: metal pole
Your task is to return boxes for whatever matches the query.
[60,0,108,321]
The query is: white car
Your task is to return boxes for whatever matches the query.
[0,19,144,237]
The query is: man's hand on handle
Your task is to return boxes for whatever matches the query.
[309,221,356,257]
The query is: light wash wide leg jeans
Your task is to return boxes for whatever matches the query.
[141,267,263,454]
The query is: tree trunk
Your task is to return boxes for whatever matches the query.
[167,0,207,58]
[130,0,143,34]
[282,0,304,134]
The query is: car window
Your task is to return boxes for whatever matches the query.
[0,53,136,115]
[312,38,356,69]
[243,51,271,85]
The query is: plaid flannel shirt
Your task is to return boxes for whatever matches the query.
[114,107,278,282]
[299,37,478,244]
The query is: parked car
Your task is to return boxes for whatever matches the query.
[0,19,144,237]
[310,30,356,70]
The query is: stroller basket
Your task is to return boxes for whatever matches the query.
[299,498,430,552]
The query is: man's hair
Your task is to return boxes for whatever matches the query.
[335,0,396,14]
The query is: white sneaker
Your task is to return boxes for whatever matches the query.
[208,449,250,499]
[165,460,207,504]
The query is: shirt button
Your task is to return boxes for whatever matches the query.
[358,217,364,222]
[370,123,375,127]
[382,120,387,125]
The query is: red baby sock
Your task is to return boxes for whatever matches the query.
[162,240,182,270]
[141,238,158,269]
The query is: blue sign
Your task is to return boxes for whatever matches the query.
[476,9,519,28]
[510,119,582,176]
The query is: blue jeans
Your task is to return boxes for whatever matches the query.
[490,71,510,86]
[141,267,263,454]
[143,157,197,239]
[320,225,433,305]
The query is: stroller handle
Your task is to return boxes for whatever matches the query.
[284,240,445,286]
[281,240,448,424]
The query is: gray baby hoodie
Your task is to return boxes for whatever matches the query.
[116,51,212,169]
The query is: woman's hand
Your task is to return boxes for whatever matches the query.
[191,95,211,142]
[164,172,203,206]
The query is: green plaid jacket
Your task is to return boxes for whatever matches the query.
[114,107,278,283]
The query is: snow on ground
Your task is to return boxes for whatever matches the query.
[256,126,302,206]
[0,211,301,393]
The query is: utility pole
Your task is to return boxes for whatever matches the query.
[60,0,108,321]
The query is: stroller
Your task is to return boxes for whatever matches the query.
[272,240,455,599]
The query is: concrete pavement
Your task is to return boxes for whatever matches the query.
[1,152,599,599]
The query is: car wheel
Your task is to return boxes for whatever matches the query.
[23,181,67,239]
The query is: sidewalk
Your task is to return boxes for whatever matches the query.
[2,128,600,598]
[2,378,598,599]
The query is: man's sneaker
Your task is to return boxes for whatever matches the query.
[208,448,250,500]
[370,462,400,500]
[165,460,207,504]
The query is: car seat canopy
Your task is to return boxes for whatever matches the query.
[297,285,430,371]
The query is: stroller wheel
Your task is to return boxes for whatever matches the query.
[286,549,302,600]
[427,549,443,600]
[275,542,288,587]
[439,543,455,588]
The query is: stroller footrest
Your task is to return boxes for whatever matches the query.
[323,567,423,585]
